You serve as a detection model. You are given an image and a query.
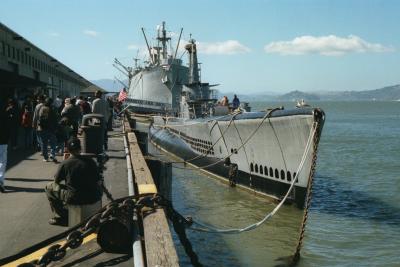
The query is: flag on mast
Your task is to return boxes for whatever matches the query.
[118,87,128,102]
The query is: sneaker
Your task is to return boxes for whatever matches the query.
[52,158,59,163]
[0,185,5,193]
[48,217,68,226]
[43,158,49,162]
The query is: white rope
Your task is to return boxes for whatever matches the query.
[164,110,242,164]
[189,122,318,234]
[173,108,280,170]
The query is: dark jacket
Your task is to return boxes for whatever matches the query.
[61,104,81,123]
[0,103,10,145]
[54,155,102,205]
[37,105,58,132]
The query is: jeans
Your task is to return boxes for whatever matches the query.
[104,128,108,151]
[39,130,57,160]
[45,182,69,218]
[0,145,7,186]
[35,129,42,150]
[23,127,33,148]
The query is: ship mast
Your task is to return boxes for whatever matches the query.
[157,21,171,61]
[141,27,153,64]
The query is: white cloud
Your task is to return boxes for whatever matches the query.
[83,30,99,37]
[127,44,140,50]
[197,40,251,55]
[264,35,394,56]
[48,32,60,37]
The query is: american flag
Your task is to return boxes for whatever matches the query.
[118,88,128,102]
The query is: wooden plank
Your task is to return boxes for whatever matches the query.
[127,131,179,267]
[123,119,132,133]
[127,132,155,187]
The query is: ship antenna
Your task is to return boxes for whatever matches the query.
[133,49,140,69]
[173,27,183,59]
[113,58,132,80]
[141,27,153,64]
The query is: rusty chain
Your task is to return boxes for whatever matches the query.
[291,113,324,265]
[14,193,196,267]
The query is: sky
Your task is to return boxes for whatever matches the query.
[1,0,399,94]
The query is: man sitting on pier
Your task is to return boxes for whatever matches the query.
[45,138,103,226]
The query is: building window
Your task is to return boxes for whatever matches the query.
[250,163,254,172]
[12,46,15,59]
[255,164,258,173]
[275,169,279,179]
[0,42,5,56]
[281,170,285,180]
[269,167,273,177]
[7,44,11,57]
[260,165,263,174]
[264,166,268,176]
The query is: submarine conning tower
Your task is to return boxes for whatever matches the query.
[185,39,200,84]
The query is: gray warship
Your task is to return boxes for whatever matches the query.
[125,22,325,208]
[124,21,212,113]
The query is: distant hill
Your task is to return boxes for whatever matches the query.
[91,79,400,101]
[321,84,400,101]
[276,90,320,101]
[90,79,124,93]
[217,92,278,102]
[241,84,400,101]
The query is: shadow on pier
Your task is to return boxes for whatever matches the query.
[6,148,37,171]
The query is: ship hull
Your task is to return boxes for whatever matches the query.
[150,108,324,208]
[127,63,188,113]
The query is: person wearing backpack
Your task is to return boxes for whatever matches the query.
[38,98,59,163]
[32,95,46,152]
[61,98,80,137]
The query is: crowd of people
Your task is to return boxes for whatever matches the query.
[0,90,119,193]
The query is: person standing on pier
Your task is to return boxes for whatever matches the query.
[45,138,103,225]
[92,90,110,151]
[6,99,19,150]
[0,99,10,193]
[38,98,59,163]
[32,95,46,152]
[61,98,80,137]
[21,104,33,149]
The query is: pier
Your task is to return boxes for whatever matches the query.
[0,117,180,266]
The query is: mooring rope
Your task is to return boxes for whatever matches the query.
[164,110,243,164]
[167,107,282,170]
[188,122,317,234]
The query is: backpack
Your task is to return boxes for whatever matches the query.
[21,111,32,128]
[38,107,50,130]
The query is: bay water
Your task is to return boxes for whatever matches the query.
[150,101,400,266]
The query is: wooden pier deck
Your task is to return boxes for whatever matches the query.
[0,119,179,266]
